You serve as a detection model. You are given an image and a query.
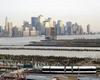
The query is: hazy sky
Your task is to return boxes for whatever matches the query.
[0,0,100,32]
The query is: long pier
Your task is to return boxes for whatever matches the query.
[0,46,100,51]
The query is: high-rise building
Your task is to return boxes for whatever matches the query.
[0,26,3,37]
[22,21,30,30]
[56,20,64,35]
[38,15,46,35]
[38,15,45,24]
[65,22,83,35]
[72,23,78,34]
[5,17,8,32]
[31,16,45,35]
[44,18,56,40]
[79,25,83,34]
[31,17,38,27]
[66,21,73,35]
[8,22,13,37]
[31,17,39,31]
[72,23,83,35]
[22,21,33,36]
[56,21,61,35]
[12,26,21,37]
[0,26,3,33]
[4,17,13,37]
[22,20,37,37]
[87,24,90,34]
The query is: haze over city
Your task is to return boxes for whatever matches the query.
[0,0,100,32]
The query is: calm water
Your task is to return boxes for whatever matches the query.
[0,34,100,45]
[0,35,100,58]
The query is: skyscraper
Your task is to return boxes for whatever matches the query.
[22,21,35,36]
[0,26,3,37]
[79,25,83,34]
[56,21,61,35]
[72,23,83,35]
[23,27,30,37]
[65,22,83,35]
[44,18,56,40]
[87,24,90,34]
[72,23,79,34]
[5,17,8,32]
[57,20,64,35]
[66,21,73,35]
[31,17,38,27]
[8,22,13,37]
[12,26,20,37]
[4,17,13,37]
[38,15,45,35]
[38,15,45,24]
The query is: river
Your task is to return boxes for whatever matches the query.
[0,35,100,58]
[0,35,100,79]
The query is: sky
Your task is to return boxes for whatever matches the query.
[0,0,100,32]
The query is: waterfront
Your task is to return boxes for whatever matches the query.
[0,35,100,58]
[0,34,100,46]
[0,35,100,79]
[0,49,100,58]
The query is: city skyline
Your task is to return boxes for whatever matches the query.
[0,15,90,37]
[0,0,100,32]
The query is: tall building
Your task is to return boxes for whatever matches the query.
[22,21,37,37]
[31,17,40,31]
[79,25,83,34]
[65,22,83,35]
[72,23,78,34]
[44,18,56,40]
[87,24,90,34]
[0,26,3,37]
[72,23,84,35]
[5,17,8,32]
[66,21,73,35]
[4,17,13,37]
[31,16,46,35]
[8,22,13,37]
[12,26,21,37]
[38,15,45,24]
[38,15,46,35]
[22,21,30,30]
[56,20,61,35]
[56,20,64,35]
[0,26,3,33]
[57,20,64,35]
[31,17,38,27]
[22,21,33,36]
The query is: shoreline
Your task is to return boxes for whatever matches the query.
[0,46,100,51]
[0,54,99,66]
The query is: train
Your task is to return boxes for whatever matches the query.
[42,66,96,74]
